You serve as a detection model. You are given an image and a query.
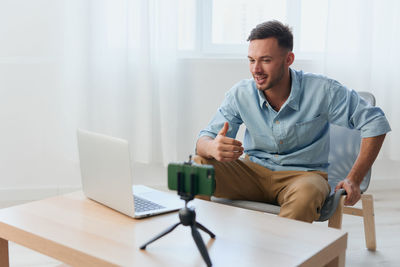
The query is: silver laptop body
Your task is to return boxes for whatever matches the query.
[77,129,181,218]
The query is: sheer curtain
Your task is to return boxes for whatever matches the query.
[67,0,179,165]
[323,0,400,160]
[0,0,180,197]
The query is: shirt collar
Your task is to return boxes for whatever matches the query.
[286,68,300,111]
[256,68,301,111]
[257,87,268,109]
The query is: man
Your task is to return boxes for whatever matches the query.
[195,20,391,223]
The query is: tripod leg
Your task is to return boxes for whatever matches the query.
[140,222,181,250]
[191,225,212,267]
[195,222,216,238]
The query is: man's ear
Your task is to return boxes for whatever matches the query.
[286,52,295,66]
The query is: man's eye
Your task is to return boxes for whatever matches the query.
[263,60,271,63]
[249,60,255,63]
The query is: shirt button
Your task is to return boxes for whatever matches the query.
[279,140,283,144]
[274,154,278,158]
[275,120,280,124]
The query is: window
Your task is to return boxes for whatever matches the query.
[210,0,286,45]
[178,0,328,58]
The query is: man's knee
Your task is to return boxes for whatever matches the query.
[290,175,329,200]
[193,155,263,201]
[279,174,330,222]
[193,155,213,165]
[193,155,223,172]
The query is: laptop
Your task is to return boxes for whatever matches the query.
[77,129,182,218]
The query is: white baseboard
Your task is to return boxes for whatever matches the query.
[0,186,81,202]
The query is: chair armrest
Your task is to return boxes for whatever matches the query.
[317,189,346,222]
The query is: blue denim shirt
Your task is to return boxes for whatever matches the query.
[199,68,391,172]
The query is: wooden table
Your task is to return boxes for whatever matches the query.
[0,191,347,267]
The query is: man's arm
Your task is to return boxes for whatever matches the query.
[196,122,244,162]
[335,134,386,205]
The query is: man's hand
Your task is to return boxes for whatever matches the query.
[210,122,244,161]
[335,178,361,206]
[197,122,244,162]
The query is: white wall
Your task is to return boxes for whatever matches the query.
[0,1,83,201]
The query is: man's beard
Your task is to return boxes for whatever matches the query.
[257,64,285,91]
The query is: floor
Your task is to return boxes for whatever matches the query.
[2,165,400,266]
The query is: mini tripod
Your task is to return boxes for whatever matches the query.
[140,162,216,267]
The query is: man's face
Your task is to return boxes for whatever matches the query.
[248,38,292,92]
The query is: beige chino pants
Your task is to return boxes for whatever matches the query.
[194,155,331,223]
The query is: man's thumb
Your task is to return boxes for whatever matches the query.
[218,122,229,136]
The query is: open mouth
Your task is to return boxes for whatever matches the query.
[255,75,267,84]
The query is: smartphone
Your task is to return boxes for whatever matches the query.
[168,162,215,196]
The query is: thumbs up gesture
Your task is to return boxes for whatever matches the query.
[211,122,244,162]
[218,121,229,136]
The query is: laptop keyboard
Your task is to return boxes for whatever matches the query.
[134,195,165,212]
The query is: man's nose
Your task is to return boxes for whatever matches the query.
[252,61,261,73]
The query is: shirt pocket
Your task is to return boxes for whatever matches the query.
[295,114,328,148]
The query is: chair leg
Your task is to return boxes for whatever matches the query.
[361,194,376,251]
[328,196,345,229]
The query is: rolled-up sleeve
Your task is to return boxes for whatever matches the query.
[328,80,391,138]
[198,90,243,139]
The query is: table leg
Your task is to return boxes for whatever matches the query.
[324,250,345,267]
[0,238,9,267]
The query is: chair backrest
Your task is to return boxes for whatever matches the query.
[327,91,375,194]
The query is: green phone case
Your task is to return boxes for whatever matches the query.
[168,163,215,196]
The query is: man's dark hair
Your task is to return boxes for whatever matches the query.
[247,20,293,51]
